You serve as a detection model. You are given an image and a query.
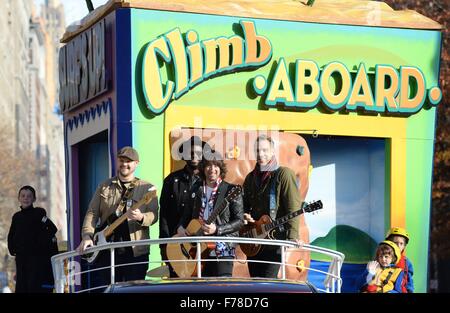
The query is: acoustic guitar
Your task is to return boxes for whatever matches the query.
[165,185,242,277]
[239,200,323,257]
[83,187,157,263]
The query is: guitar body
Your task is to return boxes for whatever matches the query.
[84,228,108,264]
[239,215,272,257]
[165,219,215,278]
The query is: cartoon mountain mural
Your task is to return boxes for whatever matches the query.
[310,225,377,263]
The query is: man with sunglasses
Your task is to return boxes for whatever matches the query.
[159,136,211,277]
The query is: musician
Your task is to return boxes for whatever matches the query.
[243,135,302,278]
[76,146,159,284]
[159,136,210,277]
[181,150,244,277]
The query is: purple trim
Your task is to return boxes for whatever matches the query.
[71,146,81,249]
[108,99,115,177]
[64,99,113,249]
[63,115,72,250]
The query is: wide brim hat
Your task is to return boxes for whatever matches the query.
[177,136,210,157]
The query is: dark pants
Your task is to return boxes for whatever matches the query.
[202,256,234,277]
[15,255,54,293]
[87,248,148,292]
[247,247,281,278]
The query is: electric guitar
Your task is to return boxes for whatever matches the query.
[239,200,323,257]
[83,187,157,264]
[165,185,243,278]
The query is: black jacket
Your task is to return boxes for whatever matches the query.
[183,181,244,246]
[159,166,203,239]
[7,206,58,257]
[7,206,58,292]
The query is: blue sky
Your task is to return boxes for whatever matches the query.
[34,0,109,26]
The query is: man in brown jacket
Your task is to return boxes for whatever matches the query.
[243,135,301,278]
[77,146,158,285]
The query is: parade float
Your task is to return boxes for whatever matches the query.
[58,0,442,292]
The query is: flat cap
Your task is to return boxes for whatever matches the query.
[117,146,139,161]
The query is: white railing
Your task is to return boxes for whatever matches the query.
[51,237,344,293]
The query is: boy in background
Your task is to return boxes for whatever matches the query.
[386,227,414,293]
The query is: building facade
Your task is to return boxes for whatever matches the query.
[0,0,67,236]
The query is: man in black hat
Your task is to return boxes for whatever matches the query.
[159,136,210,277]
[76,146,159,288]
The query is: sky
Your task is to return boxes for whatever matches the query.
[34,0,109,26]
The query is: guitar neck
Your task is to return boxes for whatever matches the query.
[103,198,147,238]
[265,206,306,232]
[205,199,228,225]
[203,186,241,225]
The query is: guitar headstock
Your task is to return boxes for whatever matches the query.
[303,200,323,213]
[226,185,243,202]
[143,187,157,204]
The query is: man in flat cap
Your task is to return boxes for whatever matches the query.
[159,136,211,277]
[77,146,158,288]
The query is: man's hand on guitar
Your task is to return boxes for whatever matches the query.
[243,213,255,225]
[177,225,190,236]
[201,222,217,235]
[76,236,94,254]
[127,208,144,222]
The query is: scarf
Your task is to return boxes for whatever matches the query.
[253,156,279,187]
[199,177,222,222]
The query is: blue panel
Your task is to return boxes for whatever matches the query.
[78,135,109,223]
[305,136,386,242]
[115,8,132,149]
[78,132,109,291]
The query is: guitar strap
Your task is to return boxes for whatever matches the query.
[107,178,138,225]
[269,168,281,220]
[269,168,290,239]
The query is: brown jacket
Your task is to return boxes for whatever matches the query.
[81,176,159,257]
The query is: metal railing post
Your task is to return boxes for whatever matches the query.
[336,258,342,293]
[68,257,73,293]
[110,248,115,285]
[196,242,202,278]
[281,246,286,280]
[55,259,64,293]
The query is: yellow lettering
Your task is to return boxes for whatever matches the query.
[375,65,399,112]
[266,58,294,105]
[295,60,320,107]
[142,37,175,113]
[186,30,203,86]
[399,66,426,113]
[347,63,375,110]
[165,29,188,98]
[241,21,272,65]
[320,62,351,110]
